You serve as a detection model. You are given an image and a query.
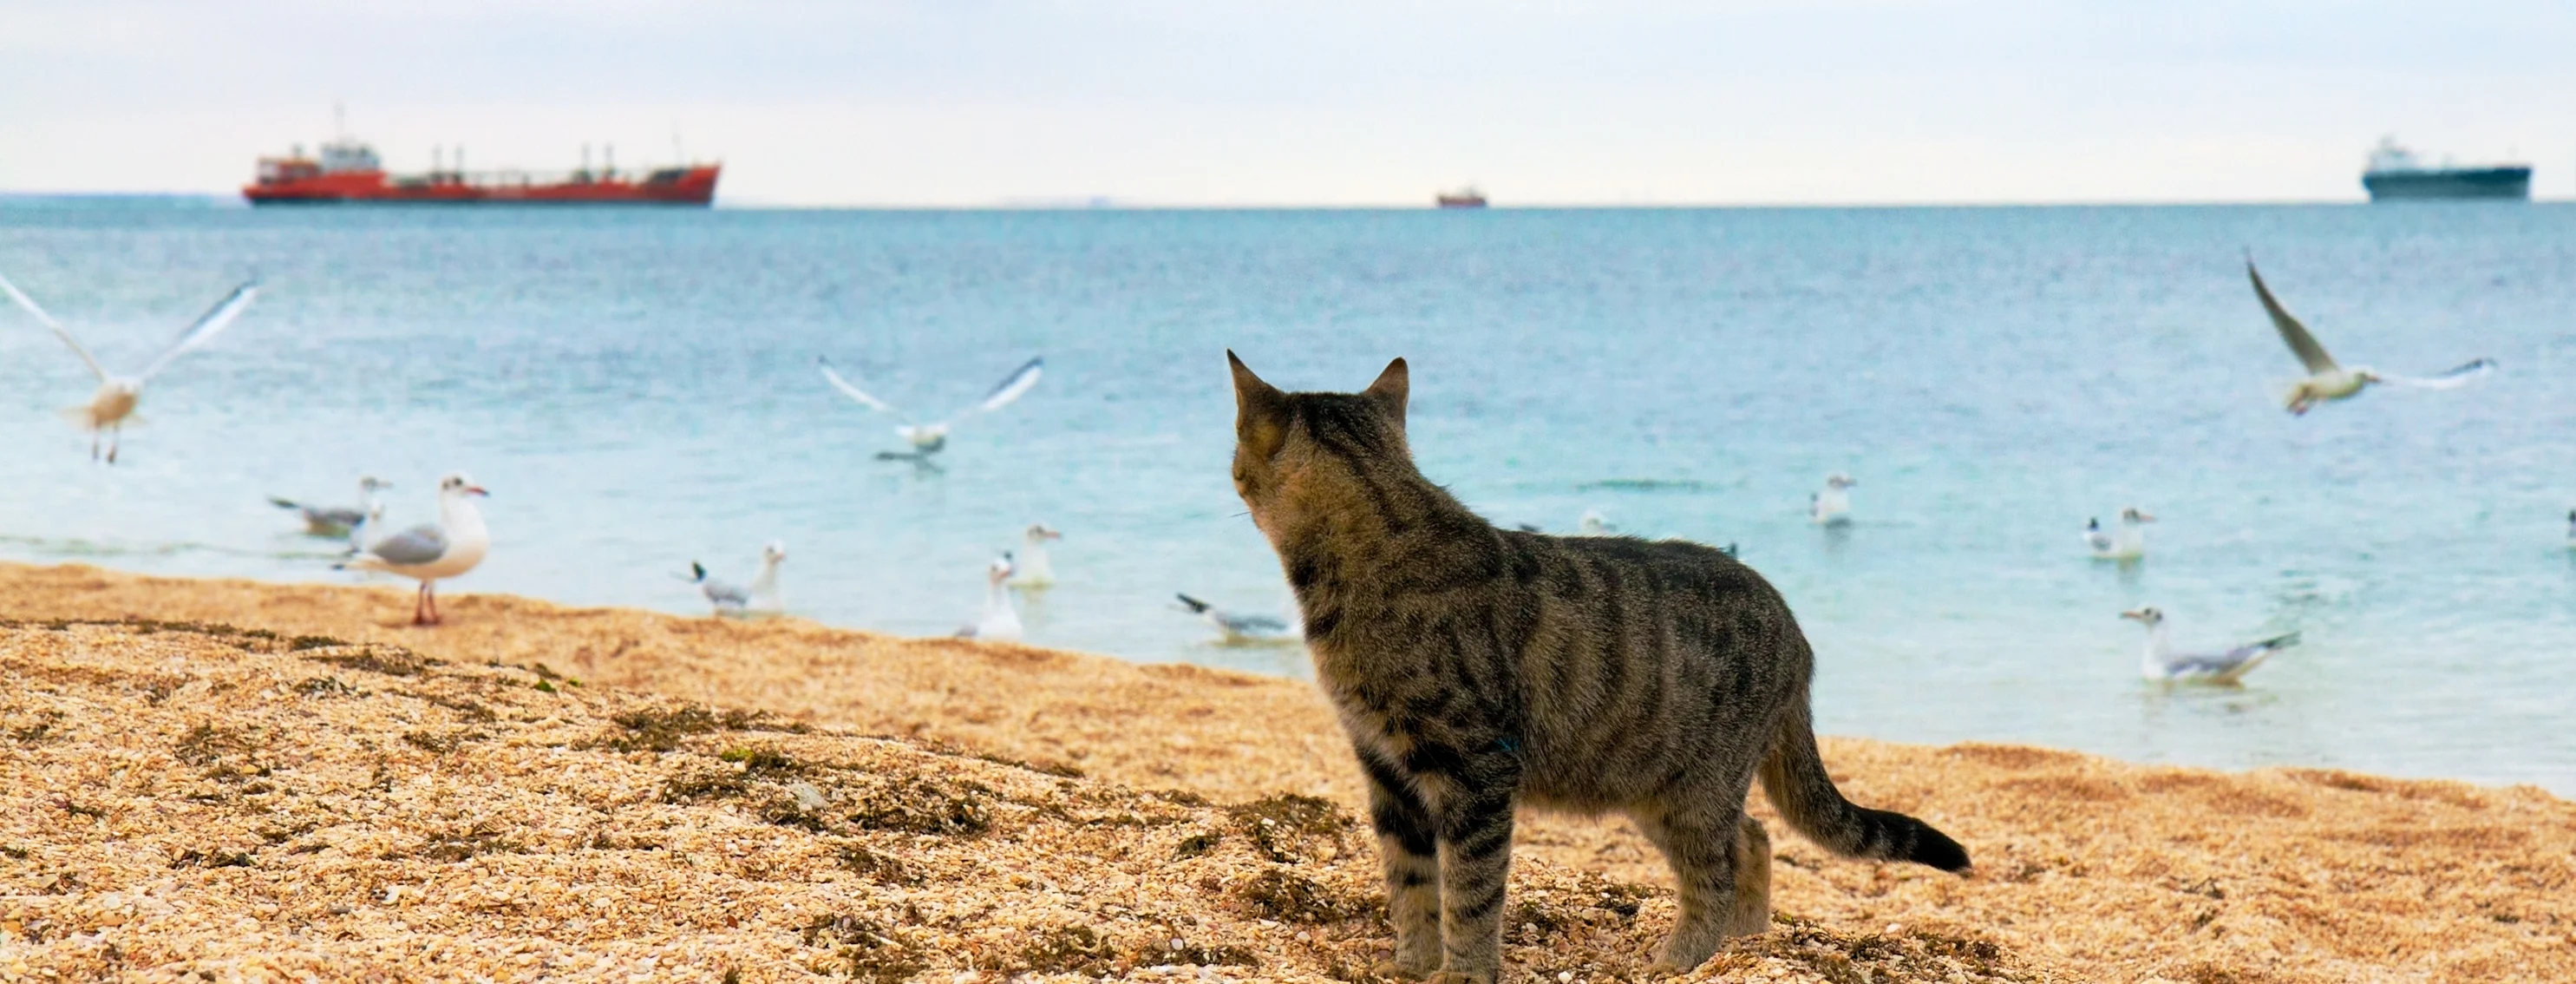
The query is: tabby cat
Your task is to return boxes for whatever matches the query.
[1226,352,1969,981]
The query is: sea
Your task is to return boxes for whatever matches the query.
[3,200,2572,794]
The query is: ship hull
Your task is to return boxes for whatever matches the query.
[2363,167,2530,202]
[244,166,719,206]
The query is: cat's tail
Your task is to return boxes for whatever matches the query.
[1758,700,1970,873]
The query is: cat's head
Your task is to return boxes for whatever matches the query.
[1226,351,1410,544]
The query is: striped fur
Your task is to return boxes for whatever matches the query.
[1227,353,1969,981]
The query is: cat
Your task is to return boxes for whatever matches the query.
[1226,352,1970,981]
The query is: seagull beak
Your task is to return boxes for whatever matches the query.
[2119,609,2147,621]
[2137,513,2156,523]
[466,486,489,497]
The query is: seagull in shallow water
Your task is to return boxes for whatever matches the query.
[816,355,1043,461]
[0,272,259,462]
[2120,607,2298,685]
[1809,473,1856,526]
[956,553,1023,641]
[337,473,490,626]
[271,476,392,539]
[1009,523,1062,587]
[2085,507,2154,561]
[1174,593,1300,644]
[2246,258,2495,416]
[687,541,786,617]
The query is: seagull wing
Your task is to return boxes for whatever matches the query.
[2172,632,2298,680]
[364,525,450,566]
[1226,613,1291,634]
[0,272,109,383]
[972,357,1043,413]
[2377,358,2498,390]
[702,578,750,608]
[138,279,258,382]
[2246,260,2338,374]
[815,356,908,419]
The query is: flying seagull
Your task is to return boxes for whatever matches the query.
[816,355,1043,460]
[0,272,260,462]
[2246,259,2494,416]
[1174,593,1299,644]
[271,476,392,539]
[686,541,786,617]
[337,473,490,626]
[2120,607,2298,685]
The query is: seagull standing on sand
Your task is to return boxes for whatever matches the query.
[1577,508,1616,536]
[815,355,1044,461]
[2085,507,2155,561]
[1809,473,1856,526]
[1174,593,1300,644]
[0,272,259,462]
[956,553,1023,641]
[687,541,787,617]
[2246,259,2495,416]
[2120,607,2298,685]
[338,473,490,626]
[1009,524,1062,587]
[271,476,392,539]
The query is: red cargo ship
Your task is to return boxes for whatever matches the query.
[244,134,718,206]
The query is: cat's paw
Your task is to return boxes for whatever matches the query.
[1423,973,1494,984]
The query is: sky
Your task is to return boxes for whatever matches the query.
[2,1,2571,206]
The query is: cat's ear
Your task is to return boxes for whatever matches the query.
[1362,357,1408,430]
[1229,350,1288,456]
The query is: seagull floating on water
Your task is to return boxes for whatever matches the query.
[1809,474,1856,526]
[1174,593,1300,645]
[1577,508,1616,536]
[816,355,1043,461]
[2566,509,2576,550]
[0,272,259,462]
[1009,524,1062,587]
[2246,258,2495,416]
[2084,507,2154,561]
[956,553,1023,641]
[337,473,490,626]
[2120,607,2298,685]
[271,476,391,540]
[687,541,786,617]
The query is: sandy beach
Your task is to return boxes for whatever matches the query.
[3,561,2570,982]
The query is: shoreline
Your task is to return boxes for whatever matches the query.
[4,561,2573,981]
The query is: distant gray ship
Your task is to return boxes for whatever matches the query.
[2362,137,2529,201]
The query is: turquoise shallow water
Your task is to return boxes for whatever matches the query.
[3,202,2573,792]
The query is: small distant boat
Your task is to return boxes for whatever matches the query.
[1435,187,1488,209]
[2361,137,2528,202]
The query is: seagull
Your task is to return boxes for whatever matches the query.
[2246,259,2495,416]
[2085,507,2154,561]
[2120,607,2298,685]
[686,541,786,617]
[1008,523,1062,587]
[816,355,1043,460]
[955,553,1023,641]
[337,473,490,626]
[1577,508,1616,536]
[1809,473,1856,526]
[1174,593,1300,644]
[270,476,392,539]
[0,272,260,462]
[2565,509,2575,550]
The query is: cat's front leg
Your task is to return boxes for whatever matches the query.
[1428,751,1520,984]
[1360,750,1442,976]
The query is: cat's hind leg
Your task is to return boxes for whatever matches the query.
[1729,814,1773,936]
[1634,800,1751,974]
